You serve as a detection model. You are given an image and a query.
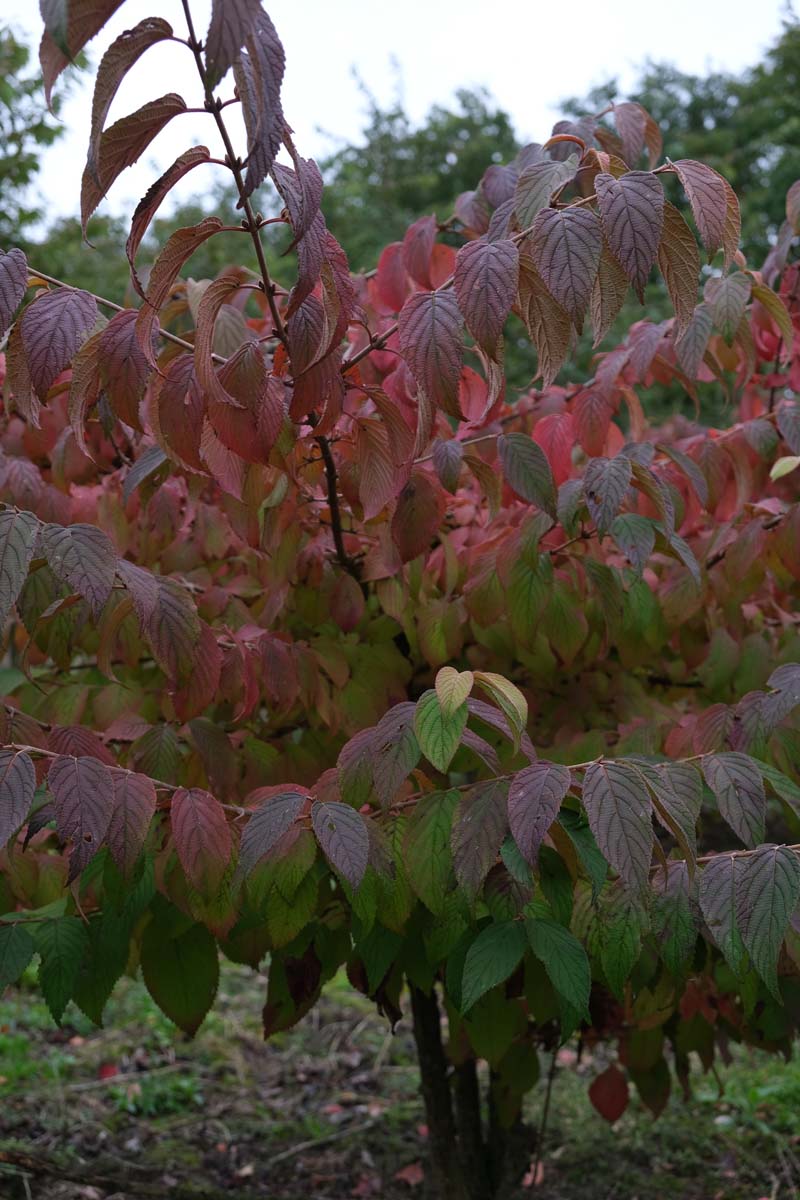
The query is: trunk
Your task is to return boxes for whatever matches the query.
[453,1057,492,1200]
[409,983,470,1200]
[487,1071,532,1193]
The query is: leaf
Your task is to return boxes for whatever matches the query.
[398,291,464,417]
[435,667,474,718]
[82,94,188,233]
[405,790,458,913]
[657,200,700,336]
[39,0,126,106]
[35,916,89,1024]
[126,148,212,290]
[453,238,519,356]
[0,247,28,339]
[391,473,444,563]
[0,924,36,990]
[19,288,98,400]
[583,454,632,535]
[402,215,437,288]
[736,844,800,998]
[48,754,114,883]
[42,522,117,619]
[516,256,572,387]
[87,18,174,184]
[355,419,396,520]
[414,689,467,773]
[582,761,654,891]
[698,853,748,976]
[472,672,529,753]
[451,780,509,896]
[0,509,39,629]
[142,576,201,685]
[514,158,576,228]
[672,159,729,261]
[508,761,571,865]
[432,439,463,494]
[311,800,369,889]
[371,704,420,806]
[529,207,602,332]
[777,404,800,455]
[610,513,655,574]
[589,1064,629,1123]
[595,171,664,302]
[526,916,591,1021]
[497,433,557,517]
[705,272,751,344]
[461,921,527,1012]
[106,769,156,877]
[591,243,629,347]
[702,752,765,847]
[135,219,225,359]
[205,0,264,86]
[674,302,713,378]
[171,788,232,896]
[651,861,697,975]
[141,914,218,1036]
[0,750,36,848]
[122,445,168,506]
[640,760,702,864]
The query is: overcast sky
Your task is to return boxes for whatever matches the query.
[4,0,795,227]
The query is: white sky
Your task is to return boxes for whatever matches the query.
[3,0,795,227]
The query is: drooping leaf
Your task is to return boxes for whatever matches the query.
[529,207,602,332]
[736,844,800,998]
[674,302,713,378]
[582,760,654,891]
[405,790,458,913]
[398,291,464,417]
[0,924,36,990]
[39,0,126,106]
[0,247,28,339]
[35,916,89,1025]
[702,752,765,847]
[698,853,748,976]
[451,780,509,896]
[414,689,467,773]
[453,238,519,356]
[461,920,527,1012]
[42,522,117,619]
[370,703,420,806]
[526,915,591,1022]
[656,200,700,336]
[233,11,286,195]
[472,672,529,753]
[589,1064,629,1123]
[610,513,655,574]
[205,0,264,86]
[514,157,576,228]
[48,754,114,883]
[516,256,572,387]
[19,288,98,401]
[497,433,557,517]
[432,439,464,494]
[141,912,218,1036]
[0,509,39,629]
[391,473,445,563]
[639,760,702,864]
[402,215,437,288]
[583,454,632,535]
[106,769,156,877]
[0,750,36,848]
[311,800,369,889]
[705,272,751,344]
[135,219,225,358]
[595,171,664,301]
[508,761,571,865]
[591,242,629,347]
[672,159,730,261]
[126,148,212,289]
[171,788,232,896]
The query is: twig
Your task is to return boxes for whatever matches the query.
[267,1118,377,1165]
[530,1046,558,1191]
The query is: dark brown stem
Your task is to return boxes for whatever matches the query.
[409,984,470,1200]
[454,1058,492,1200]
[307,411,360,577]
[529,1048,558,1191]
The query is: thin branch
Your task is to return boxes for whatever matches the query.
[530,1047,558,1191]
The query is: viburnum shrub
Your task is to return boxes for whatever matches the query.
[1,4,800,1196]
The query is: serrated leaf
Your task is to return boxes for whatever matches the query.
[702,752,765,847]
[48,755,114,883]
[234,11,285,195]
[39,1,126,106]
[595,171,664,302]
[405,790,457,913]
[36,916,89,1024]
[126,148,212,290]
[583,454,632,535]
[526,915,590,1022]
[461,920,527,1012]
[414,689,467,773]
[171,788,232,896]
[0,923,36,990]
[591,242,629,346]
[135,219,225,359]
[736,844,800,998]
[473,671,529,753]
[699,853,748,976]
[371,703,420,806]
[638,760,702,863]
[514,157,576,228]
[657,200,700,336]
[42,522,117,618]
[453,237,519,356]
[0,509,39,628]
[610,513,655,574]
[391,472,445,563]
[451,779,509,896]
[751,283,793,351]
[19,288,98,402]
[105,769,156,877]
[0,247,28,339]
[141,913,218,1036]
[312,800,369,889]
[0,750,36,848]
[508,761,571,865]
[205,0,264,86]
[516,256,572,387]
[398,290,464,417]
[672,159,729,261]
[237,790,306,880]
[705,272,751,344]
[582,761,653,891]
[497,433,556,516]
[435,667,474,718]
[651,861,697,976]
[674,302,713,378]
[600,888,645,998]
[529,206,602,332]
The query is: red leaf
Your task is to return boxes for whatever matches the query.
[172,787,232,895]
[0,750,36,848]
[126,148,212,293]
[532,412,574,485]
[589,1064,629,1122]
[657,201,701,337]
[238,790,307,878]
[595,171,664,302]
[149,353,206,470]
[0,247,28,339]
[583,454,633,534]
[508,761,571,864]
[375,243,410,311]
[205,0,264,88]
[402,215,437,289]
[20,288,98,400]
[529,207,602,332]
[311,800,369,889]
[39,0,126,106]
[0,508,39,629]
[98,310,153,429]
[582,760,653,892]
[394,1162,425,1188]
[453,238,519,356]
[135,220,225,360]
[391,472,445,563]
[81,94,188,233]
[672,159,729,261]
[451,780,509,896]
[398,291,464,417]
[517,257,572,388]
[42,521,117,618]
[173,622,223,722]
[106,769,156,876]
[48,754,115,883]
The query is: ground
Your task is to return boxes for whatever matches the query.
[0,966,799,1200]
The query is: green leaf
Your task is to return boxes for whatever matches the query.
[497,433,557,517]
[651,862,697,977]
[583,455,633,535]
[0,508,39,629]
[736,844,800,999]
[461,920,527,1012]
[141,910,219,1036]
[702,752,765,848]
[538,845,573,925]
[405,790,458,913]
[371,703,420,805]
[0,923,36,989]
[353,923,402,994]
[770,456,800,481]
[473,671,528,753]
[414,689,467,773]
[526,915,591,1026]
[599,888,646,999]
[611,514,656,575]
[35,916,90,1024]
[435,666,474,718]
[558,809,608,896]
[72,909,130,1026]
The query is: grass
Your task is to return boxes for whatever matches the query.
[0,965,799,1198]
